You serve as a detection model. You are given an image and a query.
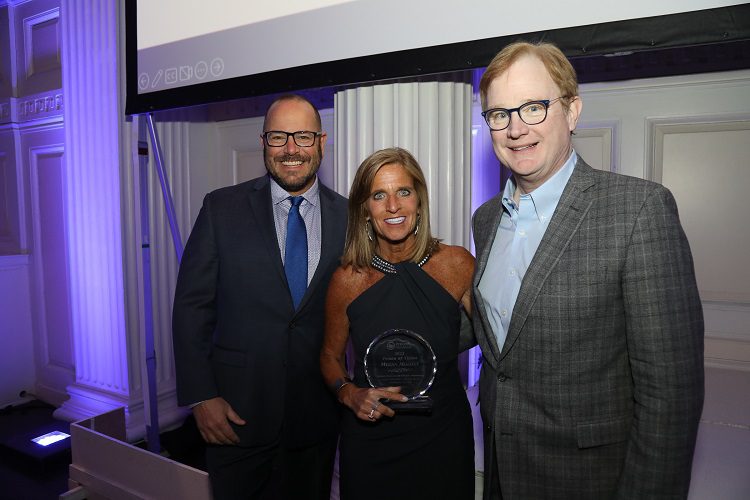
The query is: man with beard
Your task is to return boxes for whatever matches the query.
[173,95,348,499]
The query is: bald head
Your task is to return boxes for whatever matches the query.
[263,94,321,132]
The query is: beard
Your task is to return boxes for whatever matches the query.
[263,143,322,193]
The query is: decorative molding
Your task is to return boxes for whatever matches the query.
[0,101,10,122]
[35,365,75,407]
[703,301,750,341]
[703,299,750,313]
[216,115,267,185]
[0,253,29,267]
[580,69,750,95]
[0,125,26,254]
[27,143,70,368]
[23,7,60,79]
[53,384,130,423]
[700,291,750,306]
[704,336,750,372]
[23,138,76,409]
[574,120,619,172]
[646,115,750,314]
[646,114,750,183]
[15,91,63,121]
[14,114,63,133]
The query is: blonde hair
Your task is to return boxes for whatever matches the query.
[341,147,438,270]
[479,41,578,111]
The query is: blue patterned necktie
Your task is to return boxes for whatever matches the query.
[285,196,307,309]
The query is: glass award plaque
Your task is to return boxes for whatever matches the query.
[364,329,436,413]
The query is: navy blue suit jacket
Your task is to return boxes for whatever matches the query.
[173,174,348,448]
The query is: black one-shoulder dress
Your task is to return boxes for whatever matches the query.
[339,261,474,500]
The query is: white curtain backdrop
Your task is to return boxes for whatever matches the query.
[334,81,473,249]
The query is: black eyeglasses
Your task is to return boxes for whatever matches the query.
[481,97,569,131]
[262,130,322,147]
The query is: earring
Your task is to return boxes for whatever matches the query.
[365,220,374,242]
[414,214,421,236]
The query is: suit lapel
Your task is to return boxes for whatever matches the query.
[297,184,342,311]
[474,196,504,288]
[499,159,596,360]
[247,175,288,292]
[248,177,344,315]
[473,196,505,365]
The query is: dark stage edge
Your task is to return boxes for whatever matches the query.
[0,400,207,499]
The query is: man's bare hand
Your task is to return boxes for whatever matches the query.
[193,397,246,445]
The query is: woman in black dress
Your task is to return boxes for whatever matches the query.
[321,147,476,500]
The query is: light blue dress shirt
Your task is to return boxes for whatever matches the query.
[271,176,322,286]
[478,150,578,350]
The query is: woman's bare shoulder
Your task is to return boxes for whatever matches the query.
[433,243,475,270]
[424,243,475,301]
[329,265,381,306]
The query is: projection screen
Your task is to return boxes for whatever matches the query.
[126,0,749,114]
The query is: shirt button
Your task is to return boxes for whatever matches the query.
[518,230,526,236]
[501,309,508,317]
[509,269,516,276]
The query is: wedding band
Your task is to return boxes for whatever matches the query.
[368,409,375,419]
[373,401,381,410]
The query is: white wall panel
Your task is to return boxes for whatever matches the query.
[574,70,750,370]
[572,123,617,172]
[0,127,22,253]
[28,144,72,367]
[0,5,12,108]
[19,122,73,406]
[659,122,750,304]
[13,0,61,97]
[0,255,34,407]
[216,115,266,187]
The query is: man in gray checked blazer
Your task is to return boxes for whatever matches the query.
[472,41,704,499]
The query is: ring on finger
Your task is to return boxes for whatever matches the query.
[368,408,375,419]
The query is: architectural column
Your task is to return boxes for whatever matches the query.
[334,81,473,248]
[54,0,151,438]
[119,113,194,439]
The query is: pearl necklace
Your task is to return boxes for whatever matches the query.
[371,251,432,275]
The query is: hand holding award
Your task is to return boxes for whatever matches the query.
[364,329,436,413]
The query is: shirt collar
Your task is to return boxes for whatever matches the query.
[270,175,320,207]
[501,149,577,220]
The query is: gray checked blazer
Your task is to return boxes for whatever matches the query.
[471,157,704,499]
